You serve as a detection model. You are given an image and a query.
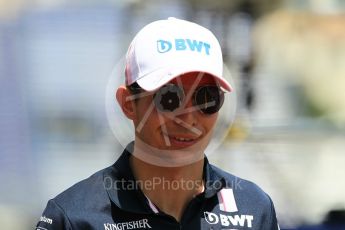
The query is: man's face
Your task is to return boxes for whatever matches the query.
[131,72,220,151]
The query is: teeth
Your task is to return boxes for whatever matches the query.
[174,137,193,142]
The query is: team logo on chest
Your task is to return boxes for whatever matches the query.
[204,188,254,228]
[204,212,254,228]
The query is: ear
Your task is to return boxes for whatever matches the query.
[116,85,136,120]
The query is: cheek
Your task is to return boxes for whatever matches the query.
[133,100,161,132]
[132,99,151,122]
[202,113,218,131]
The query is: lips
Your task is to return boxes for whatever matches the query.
[162,132,200,148]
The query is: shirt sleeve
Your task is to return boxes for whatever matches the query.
[267,195,280,230]
[35,199,72,230]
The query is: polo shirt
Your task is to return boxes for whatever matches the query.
[36,142,279,230]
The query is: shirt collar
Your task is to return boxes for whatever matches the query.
[202,156,226,198]
[104,142,226,214]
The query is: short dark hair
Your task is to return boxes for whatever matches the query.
[126,82,142,95]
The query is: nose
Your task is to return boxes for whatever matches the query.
[175,97,198,127]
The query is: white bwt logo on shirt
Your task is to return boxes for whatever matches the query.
[204,212,254,228]
[204,188,254,228]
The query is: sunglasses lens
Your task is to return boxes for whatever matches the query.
[154,84,184,112]
[194,86,224,114]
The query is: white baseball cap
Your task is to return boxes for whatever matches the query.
[125,17,232,92]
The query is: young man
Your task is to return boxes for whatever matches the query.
[36,17,279,230]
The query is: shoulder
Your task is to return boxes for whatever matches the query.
[36,165,116,229]
[52,165,112,211]
[210,164,274,206]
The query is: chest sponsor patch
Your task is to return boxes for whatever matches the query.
[204,212,254,228]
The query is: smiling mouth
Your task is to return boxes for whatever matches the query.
[162,132,201,147]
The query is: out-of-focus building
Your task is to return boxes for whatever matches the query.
[253,10,345,127]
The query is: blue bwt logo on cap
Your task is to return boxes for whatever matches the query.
[157,39,211,55]
[157,40,172,53]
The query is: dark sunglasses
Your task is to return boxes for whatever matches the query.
[153,84,225,115]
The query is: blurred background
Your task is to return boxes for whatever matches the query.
[0,0,344,229]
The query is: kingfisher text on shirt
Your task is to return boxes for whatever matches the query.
[104,219,152,230]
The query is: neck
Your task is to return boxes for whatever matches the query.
[130,152,205,222]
